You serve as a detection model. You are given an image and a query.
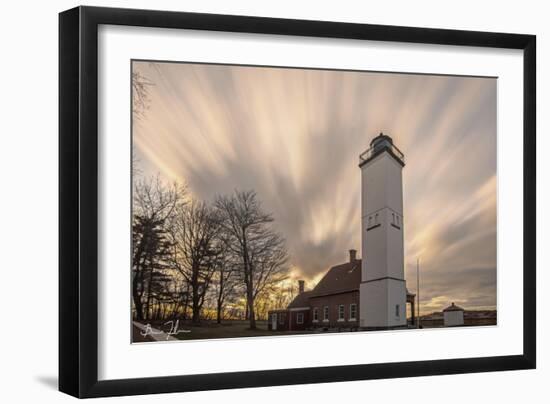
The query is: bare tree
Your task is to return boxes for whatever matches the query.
[250,231,289,304]
[268,281,298,316]
[215,190,289,330]
[132,70,153,118]
[212,253,241,324]
[132,176,184,321]
[171,199,222,324]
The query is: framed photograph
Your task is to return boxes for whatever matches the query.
[59,6,536,398]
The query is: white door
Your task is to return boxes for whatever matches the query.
[272,314,277,330]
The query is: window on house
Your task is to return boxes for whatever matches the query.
[279,312,286,324]
[313,307,319,321]
[323,306,329,321]
[296,313,304,324]
[395,304,400,317]
[338,305,345,321]
[349,303,357,320]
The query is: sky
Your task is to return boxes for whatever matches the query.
[132,61,497,314]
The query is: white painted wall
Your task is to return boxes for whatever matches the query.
[360,280,387,327]
[386,208,405,280]
[361,153,389,215]
[361,145,406,327]
[361,151,405,281]
[360,278,407,328]
[387,279,407,327]
[444,311,465,327]
[361,214,387,281]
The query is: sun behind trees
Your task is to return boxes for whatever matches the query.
[215,191,289,330]
[132,176,291,330]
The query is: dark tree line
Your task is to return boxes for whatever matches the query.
[132,177,182,321]
[131,176,290,329]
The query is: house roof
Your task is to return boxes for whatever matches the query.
[286,257,414,307]
[287,291,313,309]
[309,259,362,297]
[443,302,464,312]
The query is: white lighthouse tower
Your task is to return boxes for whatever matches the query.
[359,133,407,329]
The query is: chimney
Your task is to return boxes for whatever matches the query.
[349,249,357,263]
[298,280,305,294]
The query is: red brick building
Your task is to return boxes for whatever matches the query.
[268,249,416,331]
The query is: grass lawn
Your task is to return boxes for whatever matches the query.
[145,319,314,341]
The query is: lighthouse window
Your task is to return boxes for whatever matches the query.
[396,215,400,225]
[392,213,395,223]
[375,213,379,224]
[368,216,372,226]
[395,304,400,317]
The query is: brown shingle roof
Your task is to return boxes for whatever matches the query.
[287,291,313,308]
[285,257,414,308]
[309,259,362,297]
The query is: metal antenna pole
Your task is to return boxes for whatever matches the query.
[417,258,420,328]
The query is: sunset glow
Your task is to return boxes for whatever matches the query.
[133,61,497,314]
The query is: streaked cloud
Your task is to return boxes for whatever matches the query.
[133,61,497,313]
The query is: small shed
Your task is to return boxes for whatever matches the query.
[443,302,464,327]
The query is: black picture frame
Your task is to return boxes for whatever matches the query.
[59,6,536,398]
